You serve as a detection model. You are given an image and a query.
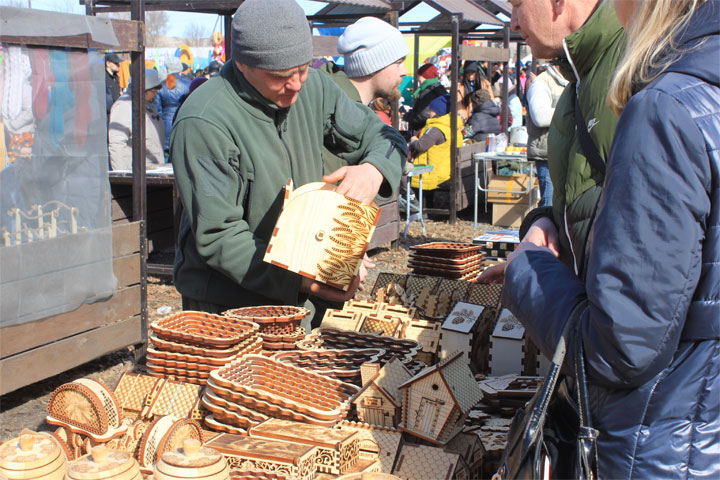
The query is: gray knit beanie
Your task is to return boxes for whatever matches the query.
[338,17,409,78]
[231,0,312,70]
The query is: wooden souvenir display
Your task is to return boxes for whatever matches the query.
[248,418,359,475]
[263,181,380,291]
[2,201,84,246]
[153,439,230,480]
[204,434,318,480]
[489,309,525,376]
[206,355,359,427]
[445,430,486,480]
[407,242,484,280]
[0,431,67,480]
[353,358,412,428]
[201,389,269,434]
[148,311,262,385]
[272,348,385,386]
[297,329,423,372]
[391,443,469,480]
[399,318,442,365]
[151,312,259,349]
[137,416,203,473]
[336,474,402,480]
[229,470,293,480]
[113,373,205,421]
[440,302,499,374]
[333,422,403,474]
[46,379,127,442]
[397,352,483,445]
[65,445,141,480]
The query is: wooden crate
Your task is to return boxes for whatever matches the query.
[0,221,145,395]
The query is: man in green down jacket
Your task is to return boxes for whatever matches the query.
[170,0,406,312]
[480,0,625,282]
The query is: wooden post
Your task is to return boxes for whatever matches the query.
[449,14,460,225]
[224,15,232,62]
[388,10,400,131]
[413,34,420,92]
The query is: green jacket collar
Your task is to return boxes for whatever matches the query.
[556,1,624,83]
[224,61,284,119]
[414,77,440,97]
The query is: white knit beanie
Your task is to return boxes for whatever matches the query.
[338,17,409,78]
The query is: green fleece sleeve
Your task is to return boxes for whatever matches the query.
[317,72,407,201]
[171,118,303,305]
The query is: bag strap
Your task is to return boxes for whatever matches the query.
[574,332,600,480]
[574,92,606,175]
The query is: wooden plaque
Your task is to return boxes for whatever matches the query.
[264,181,380,291]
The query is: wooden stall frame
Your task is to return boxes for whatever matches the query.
[0,6,147,395]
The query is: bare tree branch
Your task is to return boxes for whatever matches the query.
[184,23,210,47]
[145,10,169,47]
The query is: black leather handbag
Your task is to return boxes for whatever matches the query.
[493,317,599,480]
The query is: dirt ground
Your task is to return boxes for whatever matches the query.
[0,209,500,442]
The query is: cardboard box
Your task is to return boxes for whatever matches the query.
[492,202,532,228]
[487,174,536,204]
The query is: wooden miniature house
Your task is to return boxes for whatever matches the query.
[445,430,486,480]
[440,301,499,374]
[397,352,483,445]
[353,358,412,428]
[392,443,469,480]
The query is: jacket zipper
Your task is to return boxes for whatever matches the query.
[563,38,581,275]
[276,111,293,180]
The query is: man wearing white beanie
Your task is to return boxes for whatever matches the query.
[320,17,408,106]
[318,16,408,170]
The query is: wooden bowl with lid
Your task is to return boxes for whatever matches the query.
[153,439,229,480]
[65,445,141,480]
[0,431,67,480]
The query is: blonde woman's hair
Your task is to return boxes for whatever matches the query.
[607,0,707,116]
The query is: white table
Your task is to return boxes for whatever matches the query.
[472,152,535,227]
[404,164,434,238]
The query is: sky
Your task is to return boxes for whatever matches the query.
[12,0,445,39]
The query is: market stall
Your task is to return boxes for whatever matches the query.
[0,6,147,395]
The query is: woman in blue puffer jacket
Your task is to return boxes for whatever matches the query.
[501,0,719,477]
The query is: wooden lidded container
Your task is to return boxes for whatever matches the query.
[0,432,67,480]
[154,439,229,480]
[65,445,141,480]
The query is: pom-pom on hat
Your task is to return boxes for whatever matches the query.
[231,0,312,71]
[337,17,409,78]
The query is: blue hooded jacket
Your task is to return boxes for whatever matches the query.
[502,1,720,477]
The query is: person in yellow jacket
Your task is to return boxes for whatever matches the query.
[409,91,468,206]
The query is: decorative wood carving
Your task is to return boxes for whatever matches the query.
[0,431,68,480]
[264,181,380,291]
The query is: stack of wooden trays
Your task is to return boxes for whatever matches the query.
[296,328,424,373]
[407,242,485,280]
[224,306,309,354]
[0,432,68,480]
[272,348,385,386]
[202,355,359,433]
[147,311,262,385]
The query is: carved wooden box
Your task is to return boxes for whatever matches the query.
[263,181,380,291]
[205,434,318,480]
[249,418,359,475]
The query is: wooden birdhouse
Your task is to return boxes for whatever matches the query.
[489,309,526,376]
[353,357,412,428]
[264,181,380,291]
[440,302,498,374]
[397,352,483,445]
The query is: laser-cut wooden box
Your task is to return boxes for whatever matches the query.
[248,418,359,475]
[263,181,380,291]
[204,434,318,480]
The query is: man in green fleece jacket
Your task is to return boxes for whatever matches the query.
[479,0,625,283]
[170,0,407,312]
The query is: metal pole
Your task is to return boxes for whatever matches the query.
[501,23,510,133]
[389,10,400,130]
[413,33,420,92]
[449,14,460,224]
